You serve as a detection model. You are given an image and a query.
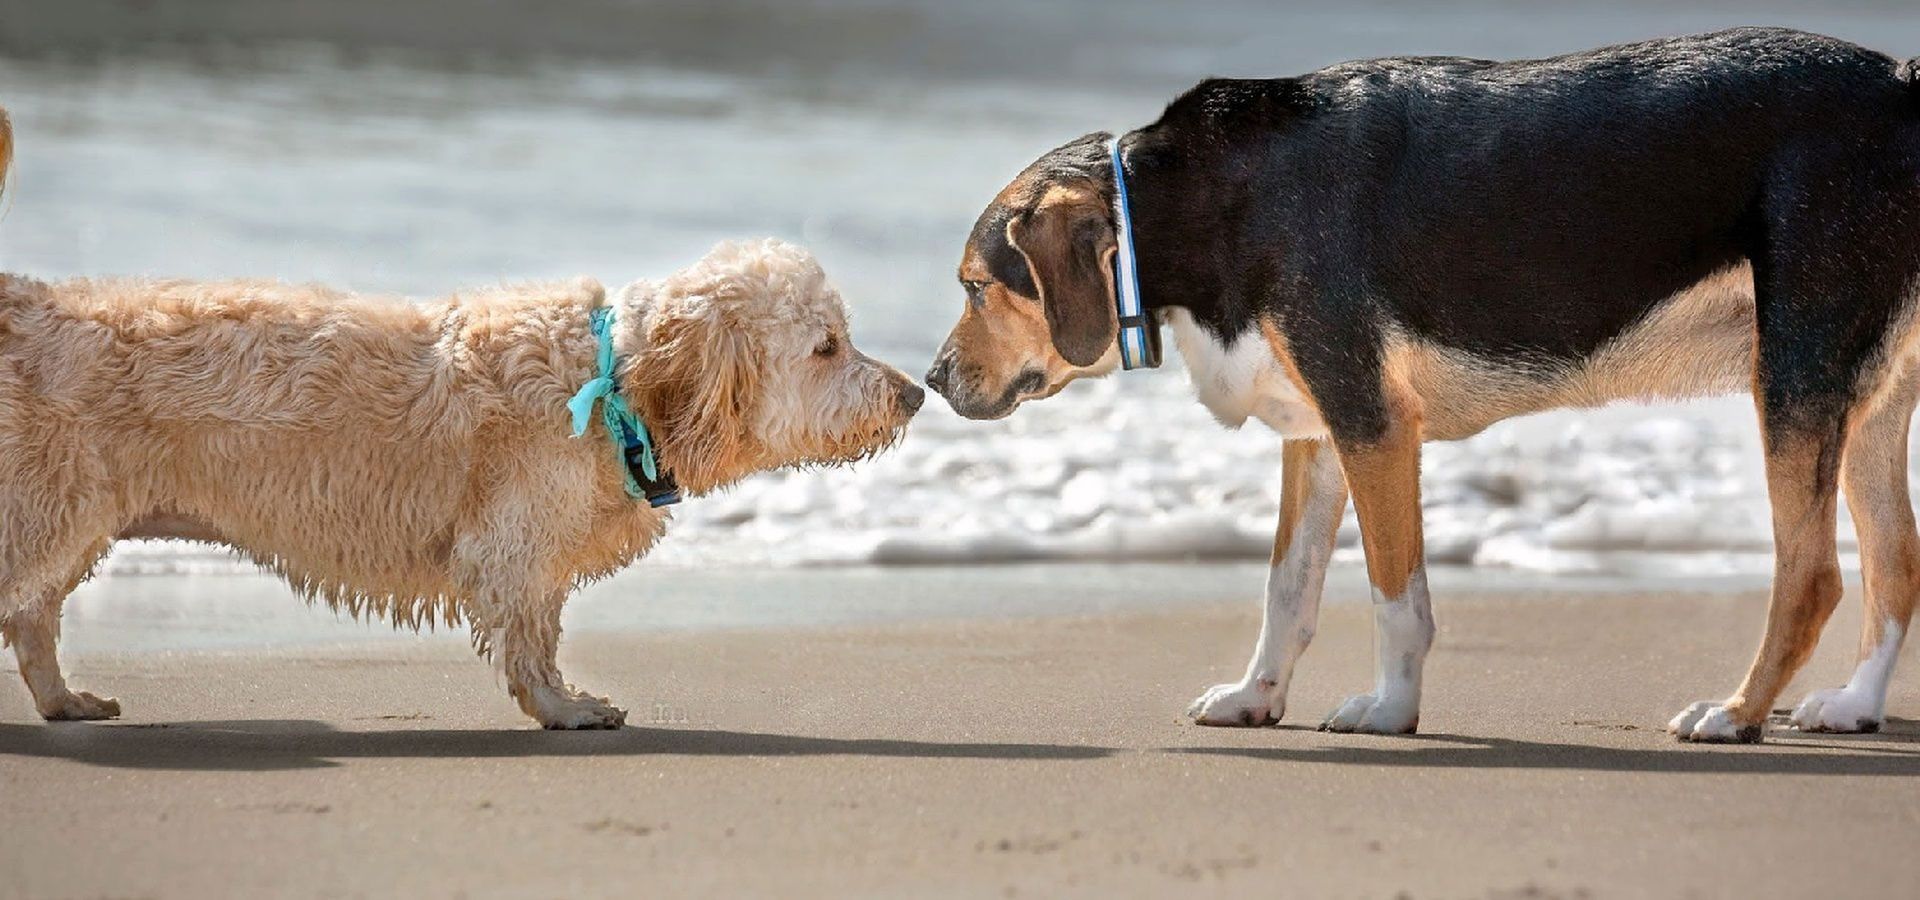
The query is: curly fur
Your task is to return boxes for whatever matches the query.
[0,238,919,728]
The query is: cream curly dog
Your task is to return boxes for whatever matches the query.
[0,235,922,729]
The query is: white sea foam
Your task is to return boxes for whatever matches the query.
[642,375,1812,576]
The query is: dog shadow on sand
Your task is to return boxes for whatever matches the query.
[0,719,1115,772]
[0,716,1916,774]
[1167,716,1920,777]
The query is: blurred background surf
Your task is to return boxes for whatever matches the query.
[5,0,1920,582]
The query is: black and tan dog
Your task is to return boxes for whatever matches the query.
[925,27,1920,742]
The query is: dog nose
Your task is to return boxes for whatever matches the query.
[900,382,926,415]
[925,358,952,395]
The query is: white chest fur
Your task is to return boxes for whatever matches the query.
[1163,308,1328,437]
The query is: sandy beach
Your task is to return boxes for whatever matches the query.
[2,579,1915,899]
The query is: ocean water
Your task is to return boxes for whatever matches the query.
[5,2,1920,582]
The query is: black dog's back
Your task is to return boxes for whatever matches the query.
[1136,27,1920,376]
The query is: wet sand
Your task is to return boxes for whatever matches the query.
[2,585,1915,898]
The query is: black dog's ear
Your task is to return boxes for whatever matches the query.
[1006,189,1116,367]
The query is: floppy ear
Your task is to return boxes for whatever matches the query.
[694,327,757,449]
[628,305,760,493]
[1007,191,1117,367]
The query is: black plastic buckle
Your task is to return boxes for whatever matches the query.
[621,442,680,508]
[611,417,680,508]
[1117,312,1164,369]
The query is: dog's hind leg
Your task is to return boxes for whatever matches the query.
[2,537,119,721]
[1671,178,1920,741]
[1189,438,1348,726]
[1671,406,1848,743]
[1791,363,1920,733]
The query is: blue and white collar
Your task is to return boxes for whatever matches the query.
[1108,135,1162,370]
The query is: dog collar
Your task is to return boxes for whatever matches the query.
[567,306,680,508]
[1108,136,1162,369]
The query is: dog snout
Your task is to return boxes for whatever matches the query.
[925,356,953,396]
[899,381,926,416]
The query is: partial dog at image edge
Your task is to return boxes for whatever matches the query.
[0,180,923,726]
[927,27,1920,743]
[0,106,12,208]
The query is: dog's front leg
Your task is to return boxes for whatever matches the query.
[1189,439,1348,726]
[474,586,626,730]
[1320,395,1432,735]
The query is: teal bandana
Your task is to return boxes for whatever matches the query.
[566,307,680,507]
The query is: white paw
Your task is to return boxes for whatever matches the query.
[1187,680,1280,727]
[1667,701,1763,743]
[1319,692,1419,734]
[38,690,121,722]
[531,688,627,730]
[1790,688,1882,734]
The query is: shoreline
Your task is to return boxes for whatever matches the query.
[51,561,1781,656]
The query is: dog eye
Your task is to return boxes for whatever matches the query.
[961,280,988,306]
[814,334,839,357]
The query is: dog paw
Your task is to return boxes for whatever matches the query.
[1667,701,1763,743]
[1319,693,1418,734]
[38,690,121,722]
[1789,688,1882,734]
[533,690,627,730]
[1187,680,1280,727]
